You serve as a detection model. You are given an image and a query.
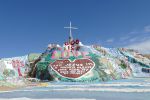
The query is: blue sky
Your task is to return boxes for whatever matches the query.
[0,0,150,58]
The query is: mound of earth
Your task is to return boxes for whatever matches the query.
[143,54,150,59]
[0,43,150,83]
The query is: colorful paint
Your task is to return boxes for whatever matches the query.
[50,59,95,78]
[51,50,90,59]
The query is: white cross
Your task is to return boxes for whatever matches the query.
[64,21,78,39]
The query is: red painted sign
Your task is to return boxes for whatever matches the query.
[50,59,95,78]
[12,60,24,76]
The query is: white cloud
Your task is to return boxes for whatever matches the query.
[126,40,150,54]
[120,36,130,41]
[128,31,138,34]
[106,38,114,43]
[129,37,138,42]
[144,25,150,33]
[104,25,150,49]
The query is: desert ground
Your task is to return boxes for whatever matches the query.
[0,78,150,100]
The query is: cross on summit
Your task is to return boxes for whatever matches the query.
[64,21,78,41]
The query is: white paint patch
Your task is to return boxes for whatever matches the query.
[1,79,150,93]
[8,88,150,93]
[0,98,95,100]
[47,82,150,87]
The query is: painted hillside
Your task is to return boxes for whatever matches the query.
[0,42,150,84]
[143,54,150,60]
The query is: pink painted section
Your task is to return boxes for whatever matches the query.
[51,50,90,59]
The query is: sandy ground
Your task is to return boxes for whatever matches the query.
[0,86,18,91]
[0,78,43,91]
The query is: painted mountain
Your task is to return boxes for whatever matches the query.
[0,43,150,83]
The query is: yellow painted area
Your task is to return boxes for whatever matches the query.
[38,83,49,87]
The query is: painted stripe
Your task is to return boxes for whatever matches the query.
[0,98,95,100]
[1,87,150,93]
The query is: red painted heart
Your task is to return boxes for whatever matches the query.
[50,59,95,78]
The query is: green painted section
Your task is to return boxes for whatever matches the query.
[36,49,131,82]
